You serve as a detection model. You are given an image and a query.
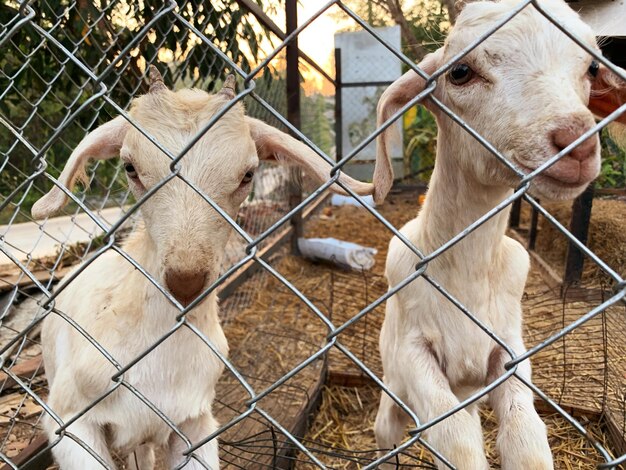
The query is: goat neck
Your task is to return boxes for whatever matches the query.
[419,134,514,272]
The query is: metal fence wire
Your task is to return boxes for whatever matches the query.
[0,0,625,469]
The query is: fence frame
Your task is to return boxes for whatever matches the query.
[1,0,626,469]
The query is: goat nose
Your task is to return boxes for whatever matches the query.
[551,127,597,161]
[165,270,207,306]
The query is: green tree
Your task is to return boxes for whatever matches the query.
[0,0,277,222]
[597,128,626,189]
[334,0,449,61]
[302,92,334,156]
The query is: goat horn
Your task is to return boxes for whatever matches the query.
[219,74,237,99]
[148,65,167,93]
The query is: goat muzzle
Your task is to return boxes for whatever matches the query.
[541,118,600,185]
[165,270,207,306]
[550,127,597,163]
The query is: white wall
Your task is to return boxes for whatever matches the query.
[335,26,404,179]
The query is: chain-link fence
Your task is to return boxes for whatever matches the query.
[1,0,626,469]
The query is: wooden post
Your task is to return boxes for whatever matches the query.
[286,0,303,255]
[528,203,539,250]
[334,48,343,163]
[563,185,594,286]
[509,199,521,228]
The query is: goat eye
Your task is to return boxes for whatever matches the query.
[124,163,138,179]
[242,171,254,184]
[588,60,599,78]
[448,63,474,85]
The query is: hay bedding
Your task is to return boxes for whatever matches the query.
[1,191,625,468]
[519,198,626,287]
[293,191,625,468]
[298,385,611,469]
[214,254,334,469]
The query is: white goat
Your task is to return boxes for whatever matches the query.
[371,0,626,468]
[31,67,373,470]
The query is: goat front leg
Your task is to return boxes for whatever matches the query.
[44,414,115,470]
[374,380,411,468]
[379,340,490,470]
[488,341,553,470]
[375,381,411,449]
[167,412,219,470]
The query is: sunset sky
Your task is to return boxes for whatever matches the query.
[263,3,355,93]
[140,2,373,94]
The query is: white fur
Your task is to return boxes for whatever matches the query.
[373,0,625,468]
[34,77,375,469]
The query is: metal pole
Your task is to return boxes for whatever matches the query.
[509,199,521,228]
[286,0,303,255]
[232,0,335,85]
[563,184,595,286]
[334,48,343,162]
[528,203,539,250]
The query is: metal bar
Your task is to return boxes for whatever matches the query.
[528,202,539,250]
[334,48,343,162]
[339,80,395,87]
[509,198,521,228]
[233,0,335,86]
[525,195,622,282]
[286,0,303,256]
[563,185,594,285]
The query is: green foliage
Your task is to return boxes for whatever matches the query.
[401,0,449,58]
[301,92,334,156]
[0,0,274,222]
[597,128,626,189]
[244,68,335,157]
[403,106,437,182]
[334,0,449,60]
[244,68,288,128]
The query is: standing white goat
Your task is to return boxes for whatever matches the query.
[371,0,626,468]
[31,68,374,470]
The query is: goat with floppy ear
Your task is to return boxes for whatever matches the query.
[372,0,625,468]
[34,67,374,470]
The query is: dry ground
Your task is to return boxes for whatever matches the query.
[1,190,625,469]
[293,190,626,469]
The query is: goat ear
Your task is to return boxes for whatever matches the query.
[589,64,626,125]
[374,48,444,204]
[32,116,129,219]
[245,117,374,197]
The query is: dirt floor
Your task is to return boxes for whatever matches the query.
[299,385,612,469]
[519,197,626,286]
[1,189,625,469]
[292,190,626,469]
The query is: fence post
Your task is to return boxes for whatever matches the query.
[563,184,594,286]
[286,0,303,255]
[528,203,539,250]
[509,199,521,228]
[334,48,343,162]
